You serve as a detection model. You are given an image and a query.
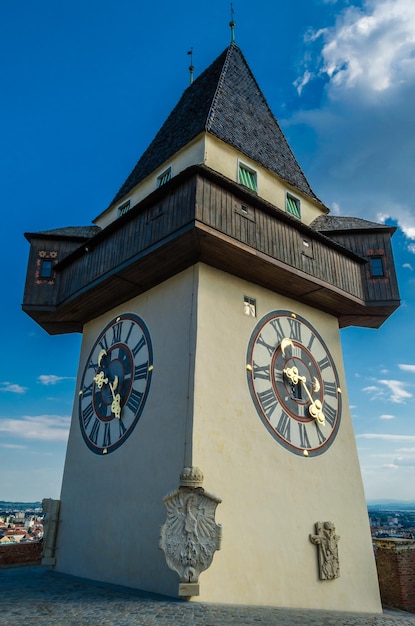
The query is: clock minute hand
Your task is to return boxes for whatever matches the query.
[109,375,121,419]
[283,366,325,426]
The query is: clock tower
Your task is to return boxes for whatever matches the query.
[23,42,399,611]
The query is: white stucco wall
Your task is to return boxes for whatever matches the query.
[56,264,380,612]
[94,133,326,229]
[190,264,381,612]
[56,267,199,596]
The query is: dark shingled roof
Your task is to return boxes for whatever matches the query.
[311,215,397,233]
[111,43,318,206]
[24,226,101,242]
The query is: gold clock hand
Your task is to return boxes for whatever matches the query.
[280,337,294,357]
[283,367,325,425]
[109,376,121,419]
[93,371,108,389]
[97,349,107,367]
[298,379,325,425]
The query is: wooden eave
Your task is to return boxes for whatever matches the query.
[22,166,399,334]
[57,165,364,271]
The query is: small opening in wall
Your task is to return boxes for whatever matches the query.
[244,296,256,317]
[369,256,384,277]
[118,200,131,217]
[302,238,313,259]
[40,259,54,279]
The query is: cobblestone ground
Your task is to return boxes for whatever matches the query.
[1,566,415,626]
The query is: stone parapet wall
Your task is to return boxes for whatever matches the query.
[0,542,42,567]
[374,538,415,613]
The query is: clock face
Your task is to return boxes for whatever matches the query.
[246,310,341,457]
[79,313,153,455]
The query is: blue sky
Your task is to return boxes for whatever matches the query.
[1,0,414,502]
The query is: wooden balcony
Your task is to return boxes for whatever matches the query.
[22,165,400,334]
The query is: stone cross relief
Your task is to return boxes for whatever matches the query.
[309,521,340,580]
[159,467,222,596]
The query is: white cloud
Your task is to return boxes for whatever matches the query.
[379,414,395,420]
[398,364,415,373]
[294,70,313,95]
[0,382,27,394]
[0,415,70,442]
[363,379,412,403]
[319,0,415,94]
[38,374,74,386]
[357,433,415,441]
[393,456,415,467]
[291,0,415,241]
[378,379,412,403]
[402,263,413,270]
[363,385,380,393]
[382,463,399,470]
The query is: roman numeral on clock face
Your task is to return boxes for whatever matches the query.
[132,335,146,357]
[323,402,337,427]
[89,419,100,445]
[103,422,112,447]
[288,318,302,342]
[127,388,144,414]
[82,403,94,428]
[253,362,270,380]
[324,381,338,398]
[298,422,311,449]
[276,411,291,442]
[257,388,278,419]
[134,362,148,381]
[111,321,123,344]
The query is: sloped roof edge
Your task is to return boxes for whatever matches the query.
[108,43,320,209]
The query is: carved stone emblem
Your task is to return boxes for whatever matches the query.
[310,521,340,580]
[160,467,222,596]
[42,498,61,565]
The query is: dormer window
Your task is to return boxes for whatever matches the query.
[40,259,54,279]
[238,162,258,192]
[157,167,171,188]
[286,193,301,219]
[118,200,131,217]
[369,256,384,277]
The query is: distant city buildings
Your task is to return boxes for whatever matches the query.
[369,509,415,539]
[0,505,43,544]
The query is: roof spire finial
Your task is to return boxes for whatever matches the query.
[229,3,236,42]
[187,48,194,85]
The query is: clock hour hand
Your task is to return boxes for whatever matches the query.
[93,370,108,389]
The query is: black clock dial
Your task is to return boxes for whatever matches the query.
[79,313,153,455]
[246,310,341,457]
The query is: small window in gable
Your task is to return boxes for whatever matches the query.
[157,167,171,188]
[40,259,54,279]
[369,256,384,277]
[286,193,301,219]
[244,296,256,317]
[118,200,131,217]
[238,163,258,192]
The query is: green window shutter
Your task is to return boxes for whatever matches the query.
[286,195,301,218]
[157,168,171,188]
[239,166,257,192]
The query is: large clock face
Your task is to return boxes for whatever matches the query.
[79,313,153,455]
[246,310,341,457]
